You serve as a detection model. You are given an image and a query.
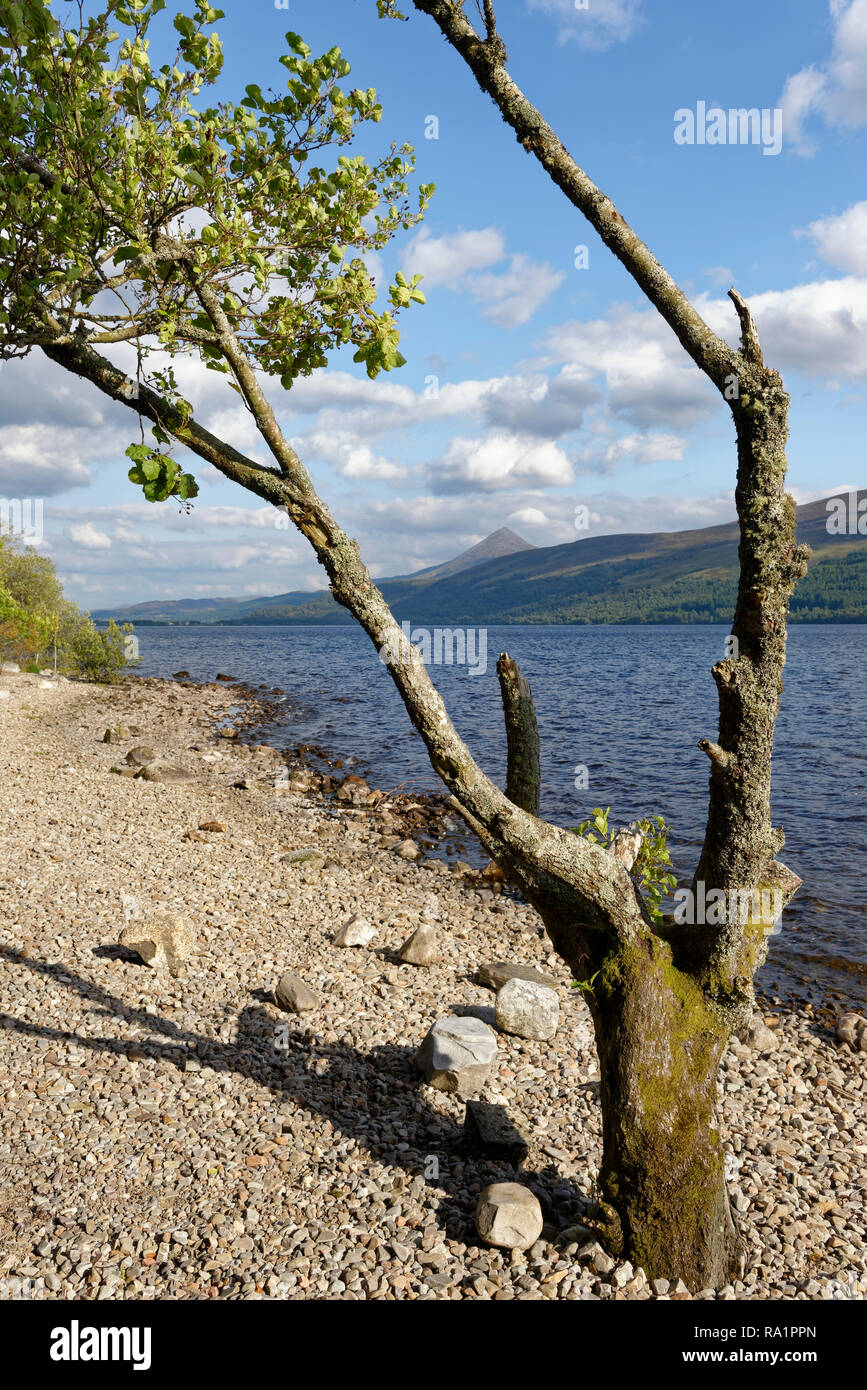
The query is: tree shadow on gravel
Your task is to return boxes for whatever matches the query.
[0,946,592,1246]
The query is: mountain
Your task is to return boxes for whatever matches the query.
[92,493,867,626]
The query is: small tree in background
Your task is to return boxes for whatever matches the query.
[0,0,807,1285]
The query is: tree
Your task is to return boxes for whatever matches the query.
[0,0,807,1286]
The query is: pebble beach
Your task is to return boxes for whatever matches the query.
[0,671,864,1301]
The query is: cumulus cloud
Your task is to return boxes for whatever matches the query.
[698,277,867,380]
[68,522,112,550]
[429,431,574,493]
[779,0,867,154]
[544,304,718,429]
[801,200,867,274]
[575,432,690,474]
[304,430,408,483]
[0,425,96,496]
[400,228,563,328]
[525,0,643,49]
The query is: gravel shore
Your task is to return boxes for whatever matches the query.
[0,672,864,1301]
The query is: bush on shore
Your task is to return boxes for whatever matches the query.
[0,531,135,683]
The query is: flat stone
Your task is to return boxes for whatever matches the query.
[134,761,194,785]
[740,1015,780,1053]
[478,960,558,992]
[398,921,438,966]
[416,1015,497,1097]
[102,725,132,744]
[394,839,420,861]
[275,971,320,1014]
[124,746,156,767]
[475,1183,543,1251]
[280,850,327,870]
[464,1100,529,1162]
[495,977,560,1041]
[109,765,137,778]
[836,1012,867,1051]
[333,914,377,948]
[119,913,194,977]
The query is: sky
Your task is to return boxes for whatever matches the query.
[2,0,866,607]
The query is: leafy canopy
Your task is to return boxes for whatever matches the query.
[0,0,432,501]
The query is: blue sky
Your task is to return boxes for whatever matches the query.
[2,0,866,605]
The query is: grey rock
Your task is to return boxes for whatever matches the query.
[134,761,194,784]
[577,1241,615,1277]
[398,920,438,966]
[394,839,420,861]
[333,914,377,948]
[275,971,320,1014]
[464,1100,529,1162]
[478,960,558,992]
[836,1012,867,1051]
[495,977,560,1041]
[475,1183,543,1251]
[280,850,327,870]
[102,725,131,744]
[416,1015,497,1097]
[1,661,20,674]
[124,746,157,767]
[119,913,194,977]
[741,1015,780,1053]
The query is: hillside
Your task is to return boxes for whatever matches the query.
[93,491,867,626]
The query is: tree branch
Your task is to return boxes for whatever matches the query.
[409,0,738,391]
[497,651,540,815]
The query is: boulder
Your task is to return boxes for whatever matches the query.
[109,765,137,778]
[333,914,377,948]
[275,971,320,1014]
[478,960,558,992]
[416,1016,497,1097]
[134,761,193,785]
[0,661,20,674]
[119,913,194,977]
[740,1015,780,1053]
[398,920,439,966]
[280,849,327,870]
[475,1183,543,1251]
[124,746,156,767]
[102,725,132,744]
[464,1100,529,1162]
[836,1012,867,1052]
[173,670,191,679]
[495,977,560,1041]
[394,839,421,861]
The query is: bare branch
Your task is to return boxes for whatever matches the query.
[496,652,540,815]
[728,288,763,367]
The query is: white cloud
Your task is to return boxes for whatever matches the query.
[526,0,643,49]
[401,227,505,288]
[545,304,718,429]
[400,228,562,327]
[802,200,867,274]
[576,432,689,473]
[68,522,112,549]
[778,1,867,154]
[430,431,574,493]
[0,425,95,496]
[699,277,867,380]
[305,430,408,483]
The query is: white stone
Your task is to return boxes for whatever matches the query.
[119,913,195,977]
[495,976,560,1041]
[475,1182,543,1251]
[333,914,377,948]
[416,1015,497,1096]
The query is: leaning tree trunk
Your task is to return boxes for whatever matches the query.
[17,0,809,1289]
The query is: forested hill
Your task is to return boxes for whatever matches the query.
[95,491,867,626]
